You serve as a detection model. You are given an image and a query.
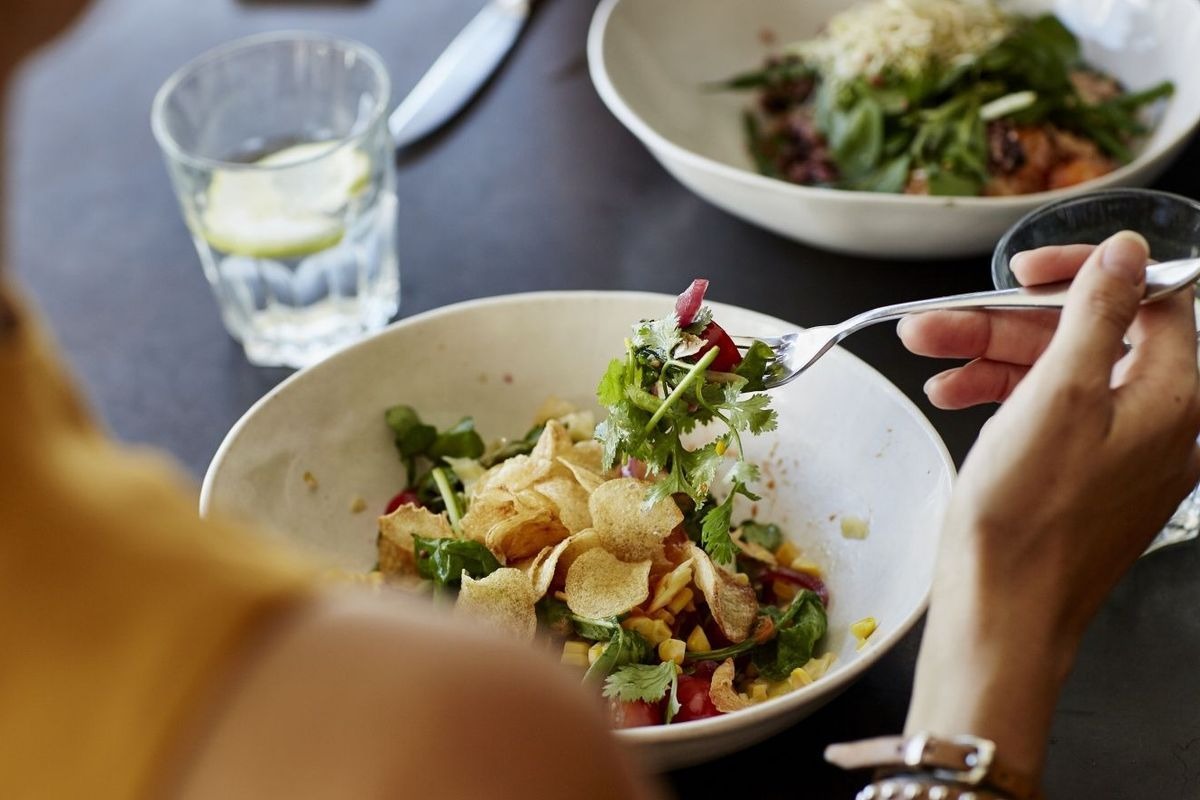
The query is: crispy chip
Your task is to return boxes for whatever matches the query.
[556,457,606,494]
[485,507,570,562]
[709,658,752,713]
[460,490,521,544]
[533,477,593,533]
[690,544,759,643]
[733,531,777,565]
[564,548,652,619]
[472,455,554,498]
[456,568,538,641]
[560,440,607,476]
[526,536,574,600]
[589,478,683,562]
[645,558,694,614]
[557,528,602,578]
[531,419,574,463]
[533,396,579,425]
[376,505,454,575]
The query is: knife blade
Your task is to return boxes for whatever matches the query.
[389,0,532,149]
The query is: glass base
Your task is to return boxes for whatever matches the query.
[1144,484,1200,556]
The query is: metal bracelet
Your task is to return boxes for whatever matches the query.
[857,775,1013,800]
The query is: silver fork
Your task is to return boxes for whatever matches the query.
[734,257,1200,390]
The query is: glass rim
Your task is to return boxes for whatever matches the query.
[150,30,392,173]
[991,187,1200,288]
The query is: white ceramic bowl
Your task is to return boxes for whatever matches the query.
[588,0,1200,258]
[201,292,954,769]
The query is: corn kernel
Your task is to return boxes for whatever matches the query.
[667,587,694,615]
[560,640,590,667]
[775,540,799,565]
[715,439,727,456]
[650,608,676,626]
[647,560,695,613]
[851,616,878,642]
[772,579,798,603]
[803,652,837,679]
[733,572,751,585]
[841,515,869,540]
[788,667,814,688]
[686,625,711,653]
[622,616,672,646]
[749,681,769,702]
[658,638,686,665]
[587,642,606,666]
[790,558,824,578]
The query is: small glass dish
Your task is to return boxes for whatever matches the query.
[993,188,1200,554]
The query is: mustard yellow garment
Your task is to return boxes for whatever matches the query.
[0,288,315,799]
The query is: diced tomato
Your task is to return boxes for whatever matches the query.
[699,321,742,373]
[674,278,710,327]
[609,698,662,728]
[621,458,648,480]
[674,674,723,722]
[384,489,422,515]
[762,566,830,607]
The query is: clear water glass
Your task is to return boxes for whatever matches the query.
[993,188,1200,555]
[152,32,399,368]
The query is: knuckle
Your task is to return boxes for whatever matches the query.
[1082,284,1135,332]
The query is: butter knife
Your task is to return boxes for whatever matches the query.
[389,0,532,149]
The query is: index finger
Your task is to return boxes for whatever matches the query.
[1008,244,1098,287]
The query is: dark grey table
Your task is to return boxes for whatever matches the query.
[8,0,1200,796]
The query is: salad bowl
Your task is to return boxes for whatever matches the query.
[587,0,1200,258]
[201,292,954,769]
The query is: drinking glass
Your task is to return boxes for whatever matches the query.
[993,188,1200,554]
[152,32,399,368]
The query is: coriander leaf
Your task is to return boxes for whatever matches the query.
[597,359,627,406]
[644,467,691,508]
[722,393,777,435]
[429,417,485,461]
[700,492,737,566]
[633,315,682,359]
[726,460,761,489]
[412,536,500,588]
[680,442,724,497]
[752,591,828,680]
[584,628,651,681]
[741,521,783,552]
[686,306,714,333]
[602,661,677,702]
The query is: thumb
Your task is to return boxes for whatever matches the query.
[1044,231,1148,380]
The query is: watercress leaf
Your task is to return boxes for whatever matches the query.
[584,627,652,681]
[412,536,501,588]
[732,340,778,391]
[385,405,437,459]
[741,521,783,552]
[602,661,677,703]
[537,597,573,637]
[752,590,828,680]
[570,614,622,641]
[851,154,912,194]
[829,93,884,179]
[927,168,983,197]
[429,417,485,461]
[480,423,545,468]
[597,358,627,406]
[700,493,737,566]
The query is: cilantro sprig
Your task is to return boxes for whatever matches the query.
[594,299,779,565]
[603,661,682,724]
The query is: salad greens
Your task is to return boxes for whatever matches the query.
[385,404,485,513]
[685,589,828,680]
[595,290,780,565]
[412,535,500,588]
[603,661,682,724]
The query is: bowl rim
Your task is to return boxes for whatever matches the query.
[587,0,1200,210]
[201,289,957,744]
[990,187,1200,288]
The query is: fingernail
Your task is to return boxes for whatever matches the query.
[1008,251,1029,274]
[1100,231,1149,282]
[923,373,943,395]
[896,317,911,338]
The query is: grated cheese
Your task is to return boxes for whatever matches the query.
[792,0,1012,81]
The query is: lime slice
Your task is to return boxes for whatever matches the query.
[200,142,371,260]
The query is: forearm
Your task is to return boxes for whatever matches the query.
[906,547,1081,782]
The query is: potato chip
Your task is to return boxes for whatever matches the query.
[690,543,759,643]
[564,548,652,619]
[459,490,521,544]
[709,658,752,713]
[486,507,570,562]
[560,440,607,476]
[456,568,538,641]
[645,558,694,614]
[526,536,574,599]
[733,531,777,565]
[472,455,554,498]
[556,457,606,494]
[376,505,454,575]
[589,478,683,562]
[557,528,602,577]
[531,419,574,463]
[533,477,593,533]
[559,410,596,442]
[533,396,579,425]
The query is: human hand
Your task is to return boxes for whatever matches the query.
[905,232,1200,778]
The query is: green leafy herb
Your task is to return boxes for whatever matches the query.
[602,662,681,724]
[740,521,783,552]
[480,423,545,468]
[584,627,652,682]
[570,615,623,642]
[412,535,501,588]
[595,300,779,565]
[536,597,573,637]
[384,405,486,514]
[752,591,828,680]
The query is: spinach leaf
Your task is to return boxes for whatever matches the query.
[740,520,783,552]
[828,92,884,179]
[412,536,500,588]
[733,340,782,391]
[429,417,485,461]
[752,590,828,680]
[584,628,651,682]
